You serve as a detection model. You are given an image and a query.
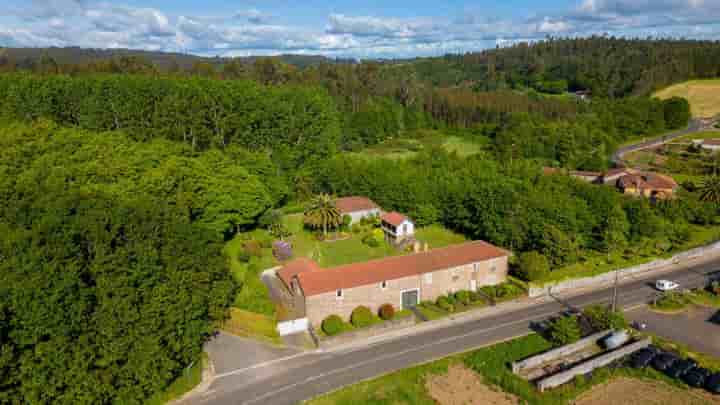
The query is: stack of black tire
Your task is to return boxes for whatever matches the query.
[629,345,720,394]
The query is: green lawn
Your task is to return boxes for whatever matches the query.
[307,333,689,405]
[351,130,487,161]
[145,353,206,405]
[220,308,282,344]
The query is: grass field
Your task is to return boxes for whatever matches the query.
[654,79,720,118]
[221,308,282,344]
[352,130,487,160]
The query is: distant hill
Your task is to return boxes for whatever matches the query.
[0,47,355,70]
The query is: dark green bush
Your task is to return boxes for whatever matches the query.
[517,251,550,282]
[455,290,471,305]
[378,303,395,320]
[436,296,454,312]
[548,316,581,346]
[350,306,374,327]
[322,315,344,336]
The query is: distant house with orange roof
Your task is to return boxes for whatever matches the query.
[381,211,415,244]
[617,172,678,200]
[278,241,510,325]
[334,196,381,224]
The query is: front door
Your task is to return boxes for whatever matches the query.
[401,289,419,309]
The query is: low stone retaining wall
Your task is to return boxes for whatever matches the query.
[529,241,720,298]
[536,338,651,392]
[317,315,416,350]
[512,330,611,374]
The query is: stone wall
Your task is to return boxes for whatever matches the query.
[529,241,720,298]
[317,314,416,350]
[511,330,612,374]
[536,338,651,392]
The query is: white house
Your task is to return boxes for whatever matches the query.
[694,139,720,152]
[381,212,415,244]
[335,196,381,224]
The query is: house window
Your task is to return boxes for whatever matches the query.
[473,263,480,273]
[380,281,387,290]
[336,289,343,299]
[423,273,433,284]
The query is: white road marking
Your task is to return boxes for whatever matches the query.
[214,351,316,380]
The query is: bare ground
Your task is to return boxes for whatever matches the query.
[574,377,720,405]
[425,364,519,405]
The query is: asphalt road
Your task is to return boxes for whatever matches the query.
[190,257,720,405]
[611,119,705,166]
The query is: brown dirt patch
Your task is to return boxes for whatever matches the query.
[425,364,519,405]
[575,377,720,405]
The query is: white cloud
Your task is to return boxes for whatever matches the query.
[0,0,719,58]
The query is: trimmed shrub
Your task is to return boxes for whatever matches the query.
[436,296,454,313]
[362,233,380,247]
[378,303,395,320]
[237,250,252,263]
[322,315,344,336]
[243,240,263,257]
[455,290,471,305]
[350,306,374,328]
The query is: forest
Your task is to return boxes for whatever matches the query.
[0,37,719,404]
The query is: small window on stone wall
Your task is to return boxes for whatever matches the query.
[381,280,387,289]
[336,289,343,298]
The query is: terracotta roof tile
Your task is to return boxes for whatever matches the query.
[294,241,509,296]
[277,257,321,287]
[380,211,408,227]
[334,197,380,214]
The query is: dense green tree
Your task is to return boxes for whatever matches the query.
[662,97,691,129]
[304,193,342,237]
[517,251,550,282]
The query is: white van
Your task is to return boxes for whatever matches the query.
[655,280,679,292]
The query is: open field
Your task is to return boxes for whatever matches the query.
[654,80,720,118]
[426,364,519,405]
[351,130,487,160]
[575,377,717,405]
[220,308,282,344]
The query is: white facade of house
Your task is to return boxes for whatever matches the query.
[382,218,415,242]
[345,208,381,224]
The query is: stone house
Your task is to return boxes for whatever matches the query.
[380,212,415,244]
[617,172,678,200]
[335,196,381,224]
[277,241,509,326]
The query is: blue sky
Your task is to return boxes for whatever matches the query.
[1,0,719,58]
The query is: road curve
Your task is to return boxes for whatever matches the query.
[611,119,705,167]
[193,257,720,405]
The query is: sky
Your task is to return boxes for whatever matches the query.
[1,0,719,59]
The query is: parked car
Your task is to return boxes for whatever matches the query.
[683,368,711,388]
[706,373,720,394]
[655,280,679,292]
[630,348,657,368]
[665,359,696,379]
[652,353,678,371]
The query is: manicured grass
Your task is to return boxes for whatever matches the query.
[414,225,466,248]
[654,79,720,118]
[650,293,689,313]
[221,308,282,345]
[145,353,206,405]
[224,234,277,316]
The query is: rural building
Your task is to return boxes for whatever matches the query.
[278,241,510,326]
[602,168,632,185]
[617,172,678,200]
[335,196,381,224]
[381,212,415,244]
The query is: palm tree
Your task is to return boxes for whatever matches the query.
[699,176,720,204]
[304,193,342,238]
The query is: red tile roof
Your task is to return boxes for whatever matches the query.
[277,257,321,287]
[618,172,678,190]
[334,196,380,214]
[292,241,509,296]
[381,211,408,227]
[703,139,720,146]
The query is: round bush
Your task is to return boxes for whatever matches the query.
[455,290,471,305]
[378,303,395,320]
[436,296,454,313]
[350,306,374,328]
[321,315,344,336]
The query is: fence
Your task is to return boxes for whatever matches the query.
[529,241,720,298]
